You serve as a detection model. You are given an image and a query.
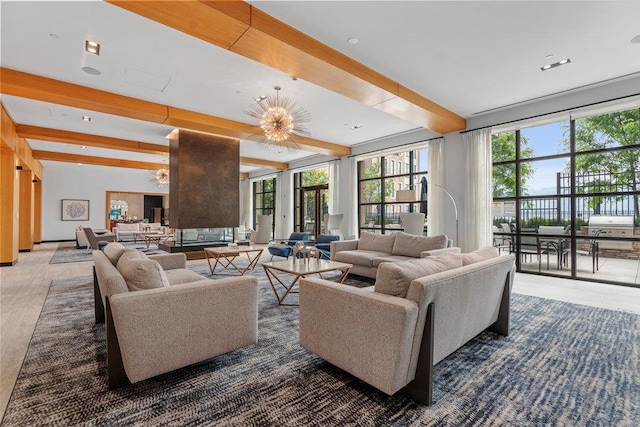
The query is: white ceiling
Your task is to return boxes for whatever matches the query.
[2,1,640,172]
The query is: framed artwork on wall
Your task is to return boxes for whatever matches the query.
[61,199,90,221]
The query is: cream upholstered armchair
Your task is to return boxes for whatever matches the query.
[324,213,344,239]
[399,212,426,236]
[93,243,258,389]
[251,214,272,244]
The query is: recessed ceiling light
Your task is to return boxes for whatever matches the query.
[347,38,359,45]
[81,66,101,75]
[631,34,640,44]
[540,58,571,71]
[350,125,363,130]
[85,40,100,55]
[82,115,91,122]
[254,95,267,102]
[80,145,87,150]
[545,53,554,59]
[49,33,59,39]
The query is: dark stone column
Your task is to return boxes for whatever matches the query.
[169,130,239,228]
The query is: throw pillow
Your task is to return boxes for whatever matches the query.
[459,246,499,266]
[118,259,170,292]
[117,250,169,292]
[116,249,148,270]
[103,242,127,265]
[358,231,396,253]
[391,232,448,257]
[374,253,463,298]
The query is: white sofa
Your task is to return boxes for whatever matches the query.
[92,242,258,388]
[299,247,515,405]
[331,231,460,278]
[115,222,163,242]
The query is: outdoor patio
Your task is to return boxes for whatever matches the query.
[519,252,640,284]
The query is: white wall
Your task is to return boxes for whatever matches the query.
[42,162,168,241]
[466,75,640,131]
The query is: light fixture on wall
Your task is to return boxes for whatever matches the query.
[396,180,459,246]
[244,86,311,151]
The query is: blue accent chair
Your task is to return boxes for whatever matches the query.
[267,232,310,261]
[315,234,340,260]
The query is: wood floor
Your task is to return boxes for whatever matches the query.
[1,242,639,423]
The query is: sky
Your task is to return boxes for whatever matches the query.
[520,121,570,195]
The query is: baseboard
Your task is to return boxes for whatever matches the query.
[18,249,32,253]
[40,239,76,243]
[0,259,18,267]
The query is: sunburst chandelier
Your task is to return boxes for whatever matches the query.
[150,161,170,186]
[244,86,311,151]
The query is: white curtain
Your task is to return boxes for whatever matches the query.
[347,157,359,238]
[462,128,493,252]
[427,138,446,237]
[328,159,340,214]
[239,178,251,228]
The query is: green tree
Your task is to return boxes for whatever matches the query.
[492,132,534,197]
[569,108,640,216]
[302,168,329,186]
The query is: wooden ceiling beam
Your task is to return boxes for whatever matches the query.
[240,156,287,170]
[33,150,250,178]
[16,125,169,156]
[108,1,466,134]
[1,68,168,123]
[20,125,288,169]
[0,68,350,158]
[165,107,350,157]
[32,150,164,170]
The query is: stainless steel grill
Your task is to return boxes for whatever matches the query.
[588,215,634,250]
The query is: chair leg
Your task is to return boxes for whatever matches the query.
[94,267,105,324]
[105,298,131,389]
[404,303,434,405]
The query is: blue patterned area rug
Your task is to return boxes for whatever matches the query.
[2,263,638,426]
[49,242,165,264]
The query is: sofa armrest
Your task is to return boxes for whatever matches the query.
[148,253,187,270]
[419,247,461,258]
[109,276,258,384]
[299,278,418,395]
[330,240,359,259]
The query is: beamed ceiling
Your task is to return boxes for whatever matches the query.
[1,1,639,175]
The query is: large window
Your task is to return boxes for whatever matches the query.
[253,178,275,233]
[492,107,640,287]
[357,146,428,235]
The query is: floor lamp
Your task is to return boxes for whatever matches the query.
[396,181,459,247]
